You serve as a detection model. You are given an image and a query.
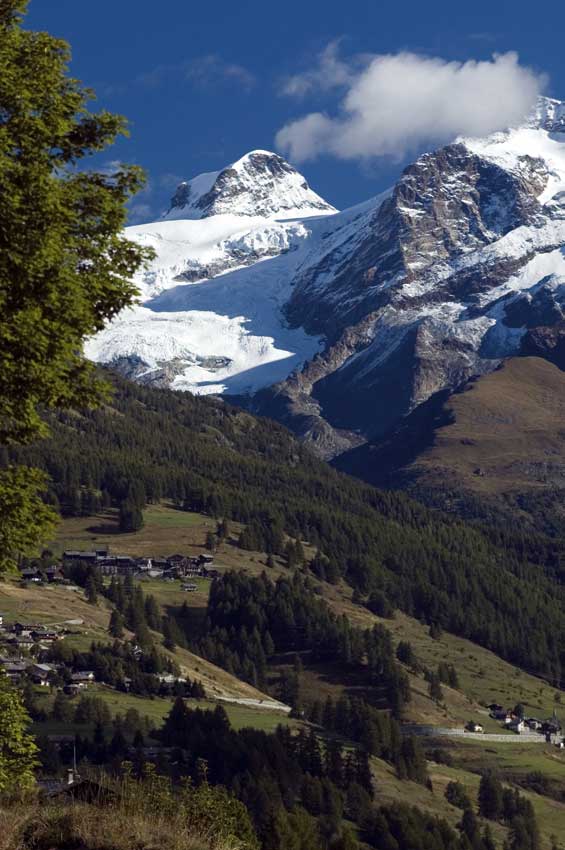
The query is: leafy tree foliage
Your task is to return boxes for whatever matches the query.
[0,670,38,795]
[0,0,152,572]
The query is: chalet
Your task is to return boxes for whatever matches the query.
[525,718,542,730]
[98,557,118,576]
[542,719,562,736]
[199,554,214,565]
[63,550,97,564]
[509,718,525,734]
[110,555,137,576]
[45,567,64,583]
[152,558,168,570]
[30,663,54,685]
[11,635,35,651]
[46,735,76,749]
[465,721,484,733]
[31,628,59,643]
[20,568,40,582]
[488,703,503,715]
[46,775,116,803]
[71,670,95,684]
[13,622,35,635]
[167,554,186,566]
[184,558,203,577]
[2,661,28,681]
[138,745,175,759]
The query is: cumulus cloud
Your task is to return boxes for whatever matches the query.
[276,50,546,162]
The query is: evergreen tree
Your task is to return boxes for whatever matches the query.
[445,780,472,811]
[428,671,444,703]
[109,609,125,639]
[0,1,151,572]
[119,498,144,532]
[85,574,98,605]
[478,772,503,821]
[52,691,73,723]
[396,640,415,666]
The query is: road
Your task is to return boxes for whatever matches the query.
[216,696,292,714]
[402,724,548,743]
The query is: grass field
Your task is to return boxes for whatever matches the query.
[33,683,297,735]
[408,357,565,500]
[318,581,565,728]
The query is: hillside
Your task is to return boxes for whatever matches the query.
[17,503,565,847]
[8,370,565,685]
[339,357,565,535]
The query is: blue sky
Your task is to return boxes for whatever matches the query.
[27,0,565,222]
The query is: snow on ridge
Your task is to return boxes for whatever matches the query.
[90,110,565,403]
[163,149,337,221]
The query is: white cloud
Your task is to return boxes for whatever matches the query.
[280,40,357,98]
[276,51,546,162]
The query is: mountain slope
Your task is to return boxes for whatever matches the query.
[9,370,565,684]
[255,98,565,455]
[337,356,565,536]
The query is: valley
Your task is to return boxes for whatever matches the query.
[4,502,565,847]
[5,5,565,850]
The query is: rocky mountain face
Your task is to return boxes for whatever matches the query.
[164,149,336,220]
[88,99,565,461]
[253,98,565,456]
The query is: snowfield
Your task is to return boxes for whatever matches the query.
[85,172,343,394]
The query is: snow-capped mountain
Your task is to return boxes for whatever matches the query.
[87,100,565,458]
[85,150,339,395]
[164,150,336,220]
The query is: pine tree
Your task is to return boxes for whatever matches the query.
[109,609,125,639]
[85,574,98,605]
[428,671,443,703]
[478,772,503,821]
[52,691,73,723]
[119,499,144,532]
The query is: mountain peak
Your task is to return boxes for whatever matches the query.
[165,150,336,221]
[530,96,565,133]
